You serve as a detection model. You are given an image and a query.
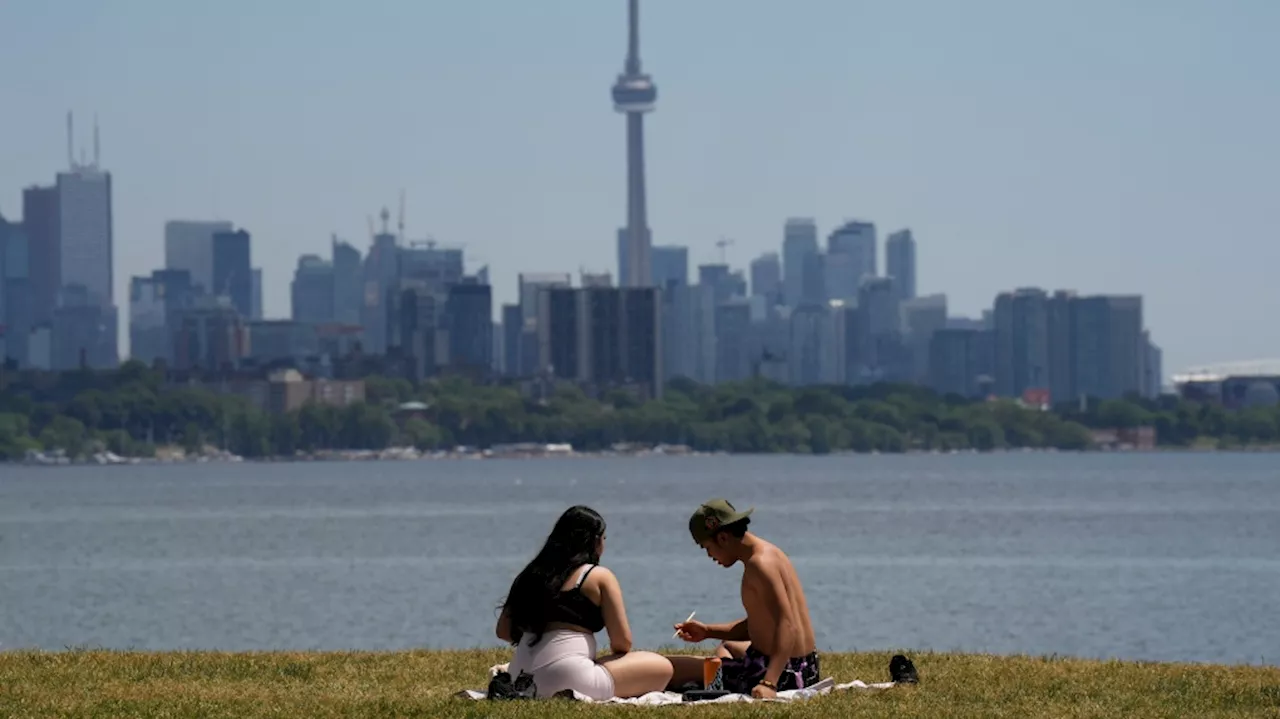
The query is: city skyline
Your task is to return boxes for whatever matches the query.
[2,0,1277,375]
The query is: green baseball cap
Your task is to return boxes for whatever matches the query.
[689,498,754,543]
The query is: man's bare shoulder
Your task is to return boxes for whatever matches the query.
[743,539,792,575]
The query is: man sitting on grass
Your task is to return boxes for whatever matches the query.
[664,499,820,699]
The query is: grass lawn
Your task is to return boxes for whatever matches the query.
[2,648,1277,718]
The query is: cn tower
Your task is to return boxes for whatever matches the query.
[612,0,656,288]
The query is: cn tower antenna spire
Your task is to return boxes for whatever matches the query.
[626,0,641,74]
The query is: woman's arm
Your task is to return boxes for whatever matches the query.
[496,605,513,643]
[595,567,633,654]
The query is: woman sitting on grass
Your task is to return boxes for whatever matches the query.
[496,505,672,700]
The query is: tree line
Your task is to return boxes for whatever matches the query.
[1,361,1277,461]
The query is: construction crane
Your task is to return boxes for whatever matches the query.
[715,236,736,264]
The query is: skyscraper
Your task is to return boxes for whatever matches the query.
[1071,295,1144,400]
[165,220,232,295]
[445,280,493,378]
[22,185,59,326]
[53,113,117,367]
[782,218,819,307]
[57,164,112,309]
[540,286,663,399]
[886,229,917,301]
[827,221,877,299]
[331,238,363,326]
[651,245,688,289]
[992,288,1050,399]
[291,255,335,325]
[212,229,252,318]
[612,0,657,288]
[0,217,31,366]
[749,252,782,304]
[250,268,263,320]
[901,293,947,382]
[129,269,196,366]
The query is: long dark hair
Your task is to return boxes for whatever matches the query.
[500,505,606,647]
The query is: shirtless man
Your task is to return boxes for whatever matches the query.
[665,499,819,699]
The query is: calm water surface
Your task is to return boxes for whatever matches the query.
[1,453,1276,665]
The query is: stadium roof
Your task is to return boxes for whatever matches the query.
[1171,358,1280,384]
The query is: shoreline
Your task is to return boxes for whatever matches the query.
[12,442,1280,467]
[1,646,1272,668]
[12,440,1280,468]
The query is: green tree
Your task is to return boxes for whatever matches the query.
[270,413,302,456]
[39,415,88,457]
[967,420,1006,451]
[1045,420,1094,451]
[402,418,445,450]
[0,413,39,460]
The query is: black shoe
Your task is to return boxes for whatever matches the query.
[889,654,918,684]
[486,670,538,700]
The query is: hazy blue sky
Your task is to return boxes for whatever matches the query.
[2,0,1277,376]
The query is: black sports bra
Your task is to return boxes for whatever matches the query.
[547,564,605,633]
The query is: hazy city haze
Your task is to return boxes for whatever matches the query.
[2,0,1277,375]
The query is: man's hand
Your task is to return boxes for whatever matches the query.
[673,620,710,642]
[751,683,777,700]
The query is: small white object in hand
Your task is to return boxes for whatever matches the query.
[673,611,695,639]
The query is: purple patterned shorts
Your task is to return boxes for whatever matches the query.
[720,645,821,694]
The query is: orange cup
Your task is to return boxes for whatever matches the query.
[702,657,722,689]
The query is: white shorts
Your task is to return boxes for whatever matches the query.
[509,629,616,701]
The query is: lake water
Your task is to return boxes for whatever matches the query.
[0,453,1276,665]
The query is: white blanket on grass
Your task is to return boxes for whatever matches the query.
[456,663,897,705]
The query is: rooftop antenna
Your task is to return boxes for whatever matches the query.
[66,111,74,169]
[93,114,100,168]
[398,189,405,241]
[379,206,390,236]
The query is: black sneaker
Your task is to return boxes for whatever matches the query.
[889,654,918,684]
[486,670,538,700]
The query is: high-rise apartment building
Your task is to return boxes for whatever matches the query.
[928,328,995,399]
[540,286,662,399]
[885,229,917,301]
[1071,295,1144,400]
[827,221,877,299]
[992,288,1050,399]
[749,252,782,304]
[782,218,819,307]
[992,289,1146,403]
